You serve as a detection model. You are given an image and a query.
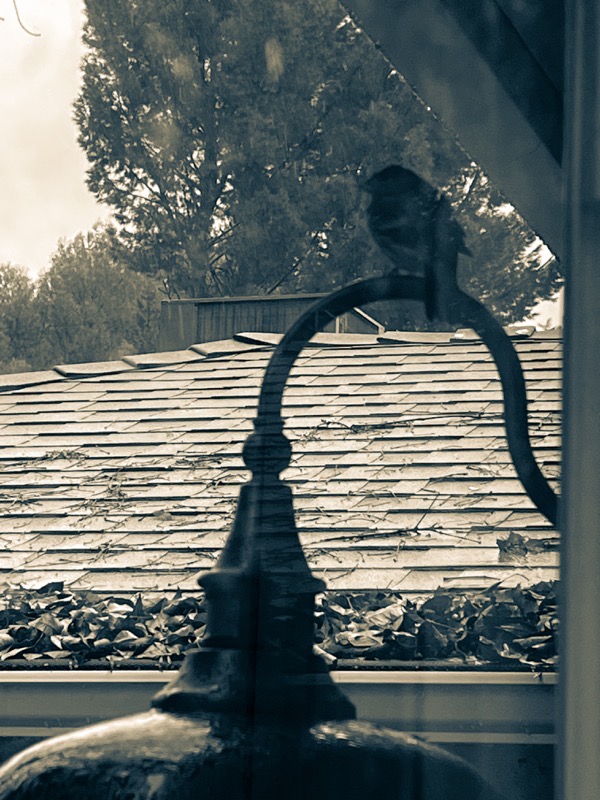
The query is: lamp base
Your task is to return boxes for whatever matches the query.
[0,709,504,800]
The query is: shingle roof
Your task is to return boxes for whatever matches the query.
[0,330,561,599]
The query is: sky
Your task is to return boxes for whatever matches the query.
[0,0,106,277]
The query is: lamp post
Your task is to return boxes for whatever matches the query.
[0,215,555,799]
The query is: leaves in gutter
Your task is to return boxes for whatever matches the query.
[0,581,558,669]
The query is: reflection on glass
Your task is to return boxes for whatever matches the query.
[0,2,566,799]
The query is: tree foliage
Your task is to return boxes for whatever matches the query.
[76,0,562,324]
[0,264,37,373]
[33,227,161,366]
[0,228,162,373]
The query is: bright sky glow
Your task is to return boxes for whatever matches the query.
[0,0,107,276]
[493,202,515,217]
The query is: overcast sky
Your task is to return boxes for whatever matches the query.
[0,0,106,277]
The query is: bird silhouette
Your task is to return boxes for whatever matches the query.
[365,165,471,275]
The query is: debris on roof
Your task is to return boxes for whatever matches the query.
[452,325,536,342]
[0,331,561,601]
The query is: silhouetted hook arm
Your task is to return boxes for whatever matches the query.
[253,274,558,526]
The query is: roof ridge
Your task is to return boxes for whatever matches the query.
[0,327,563,394]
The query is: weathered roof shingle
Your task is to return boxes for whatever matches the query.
[0,330,561,598]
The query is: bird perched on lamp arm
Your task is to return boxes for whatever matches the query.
[365,164,471,277]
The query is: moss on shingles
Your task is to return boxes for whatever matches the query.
[0,581,557,670]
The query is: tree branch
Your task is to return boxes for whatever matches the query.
[263,226,328,295]
[454,167,482,212]
[209,222,239,247]
[12,0,40,36]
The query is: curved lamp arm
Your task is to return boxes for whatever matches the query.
[250,272,558,527]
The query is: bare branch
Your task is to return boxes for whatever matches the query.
[209,222,239,247]
[11,0,40,37]
[263,226,328,295]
